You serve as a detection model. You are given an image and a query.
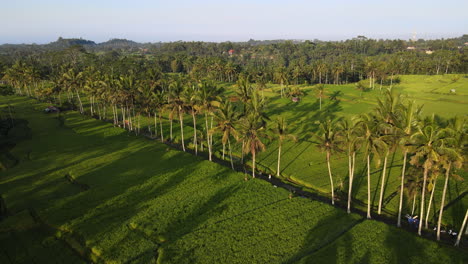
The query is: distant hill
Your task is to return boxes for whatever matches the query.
[47,37,96,48]
[98,39,140,47]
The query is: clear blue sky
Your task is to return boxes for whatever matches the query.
[2,0,467,44]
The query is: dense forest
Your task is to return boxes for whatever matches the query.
[0,35,467,88]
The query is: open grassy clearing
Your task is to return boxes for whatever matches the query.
[0,95,467,263]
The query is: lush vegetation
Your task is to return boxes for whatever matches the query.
[0,96,466,263]
[0,36,467,262]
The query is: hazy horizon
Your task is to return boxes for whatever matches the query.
[2,0,467,44]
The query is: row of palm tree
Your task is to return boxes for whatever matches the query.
[3,64,466,244]
[314,91,465,243]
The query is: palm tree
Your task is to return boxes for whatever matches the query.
[397,100,421,227]
[270,117,297,177]
[212,100,241,169]
[152,89,166,142]
[239,113,267,179]
[315,84,325,110]
[168,77,186,151]
[358,114,388,218]
[62,68,85,113]
[455,209,468,247]
[376,91,401,215]
[437,117,465,240]
[411,122,447,235]
[314,119,341,205]
[274,67,289,98]
[339,119,360,213]
[183,83,202,154]
[200,80,223,161]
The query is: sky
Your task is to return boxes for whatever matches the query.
[1,0,467,44]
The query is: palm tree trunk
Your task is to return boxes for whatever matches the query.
[327,151,335,205]
[378,152,389,215]
[367,154,371,219]
[437,162,451,240]
[390,73,394,90]
[412,193,417,215]
[154,113,158,137]
[425,175,438,229]
[241,140,244,163]
[418,166,429,235]
[121,107,126,129]
[222,143,226,160]
[455,209,468,246]
[347,152,355,213]
[179,109,185,151]
[90,96,94,115]
[169,115,173,141]
[397,150,408,227]
[252,151,256,178]
[192,112,197,155]
[277,141,282,177]
[159,112,164,141]
[205,113,212,161]
[76,90,84,114]
[228,138,234,170]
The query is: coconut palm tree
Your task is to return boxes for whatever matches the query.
[239,113,267,179]
[212,100,241,169]
[358,114,388,218]
[62,68,85,113]
[338,119,360,213]
[168,76,187,151]
[200,80,223,161]
[455,209,468,247]
[274,67,289,98]
[411,121,448,235]
[151,89,166,141]
[376,91,401,215]
[397,100,421,227]
[183,82,202,154]
[315,84,325,110]
[437,117,465,240]
[314,119,342,205]
[270,116,297,177]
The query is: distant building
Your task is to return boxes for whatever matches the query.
[228,49,234,55]
[406,46,416,50]
[425,50,434,54]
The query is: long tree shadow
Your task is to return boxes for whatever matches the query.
[282,210,363,264]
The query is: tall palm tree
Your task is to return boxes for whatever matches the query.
[212,100,241,169]
[358,114,388,219]
[274,67,289,98]
[168,77,187,151]
[270,116,297,177]
[239,113,267,179]
[200,80,223,161]
[376,91,401,215]
[437,117,465,240]
[411,122,447,235]
[183,83,202,154]
[397,100,421,227]
[152,89,166,142]
[315,84,325,110]
[314,119,341,205]
[62,68,85,113]
[338,119,360,213]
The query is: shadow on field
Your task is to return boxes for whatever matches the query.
[282,210,364,264]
